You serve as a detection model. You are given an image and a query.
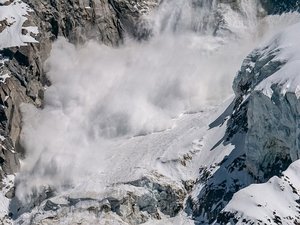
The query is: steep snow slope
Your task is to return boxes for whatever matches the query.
[14,101,234,224]
[223,160,300,224]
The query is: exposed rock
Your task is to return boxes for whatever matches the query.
[187,16,300,225]
[5,186,15,199]
[231,26,300,180]
[23,0,123,46]
[109,0,160,39]
[260,0,300,14]
[14,173,187,225]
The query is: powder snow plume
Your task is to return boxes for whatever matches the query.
[15,0,300,203]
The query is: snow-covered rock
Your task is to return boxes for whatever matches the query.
[187,20,300,225]
[207,21,300,225]
[260,0,300,14]
[0,0,38,50]
[221,160,300,224]
[13,172,186,225]
[233,22,300,180]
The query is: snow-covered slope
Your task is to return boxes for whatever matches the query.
[2,0,300,225]
[0,0,38,49]
[223,160,300,224]
[13,103,232,224]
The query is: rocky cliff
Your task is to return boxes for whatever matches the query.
[187,16,300,225]
[216,22,300,224]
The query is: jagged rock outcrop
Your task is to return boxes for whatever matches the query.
[109,0,160,39]
[14,173,186,225]
[218,160,300,224]
[23,0,123,45]
[186,18,300,225]
[231,23,300,180]
[260,0,300,14]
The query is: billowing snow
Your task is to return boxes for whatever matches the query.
[18,99,233,200]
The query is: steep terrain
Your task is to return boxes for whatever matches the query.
[216,22,300,225]
[1,0,300,225]
[187,20,300,225]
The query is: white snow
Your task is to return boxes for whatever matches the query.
[224,160,300,224]
[144,212,195,225]
[16,6,300,204]
[218,21,300,225]
[0,0,38,49]
[0,175,14,220]
[256,22,300,98]
[39,102,232,198]
[0,73,11,83]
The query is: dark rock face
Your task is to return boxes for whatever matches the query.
[186,136,253,224]
[23,0,123,46]
[260,0,300,14]
[231,44,298,181]
[109,0,160,40]
[187,20,300,224]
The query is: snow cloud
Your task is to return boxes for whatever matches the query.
[16,34,242,202]
[14,1,300,203]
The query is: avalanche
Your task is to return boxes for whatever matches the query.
[1,0,300,224]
